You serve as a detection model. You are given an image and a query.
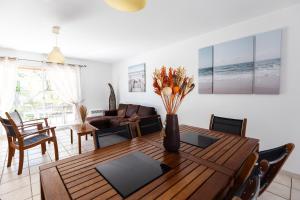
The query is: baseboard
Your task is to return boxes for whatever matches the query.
[280,169,300,179]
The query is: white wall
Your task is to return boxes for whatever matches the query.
[0,48,112,112]
[112,5,300,174]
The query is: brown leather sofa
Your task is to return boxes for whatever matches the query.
[87,104,159,135]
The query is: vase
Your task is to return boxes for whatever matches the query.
[163,114,180,152]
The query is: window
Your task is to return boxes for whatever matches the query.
[14,66,74,126]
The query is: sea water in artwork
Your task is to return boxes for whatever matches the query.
[213,36,254,94]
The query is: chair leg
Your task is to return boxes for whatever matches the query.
[7,146,14,167]
[41,143,46,155]
[18,150,24,175]
[53,137,59,161]
[47,130,50,144]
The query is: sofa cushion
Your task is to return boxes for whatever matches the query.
[137,106,156,117]
[117,109,126,117]
[125,104,140,118]
[118,104,128,111]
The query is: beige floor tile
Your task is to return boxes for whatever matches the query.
[31,182,40,196]
[0,176,30,194]
[0,185,32,200]
[274,173,292,187]
[259,191,287,200]
[291,189,300,200]
[267,182,291,199]
[32,195,41,200]
[30,173,40,184]
[29,166,40,175]
[0,169,30,184]
[292,178,300,190]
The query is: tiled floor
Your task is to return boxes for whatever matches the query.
[0,129,299,200]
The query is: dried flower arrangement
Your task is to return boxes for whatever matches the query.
[153,66,195,114]
[79,105,88,124]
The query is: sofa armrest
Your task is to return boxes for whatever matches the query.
[104,110,118,116]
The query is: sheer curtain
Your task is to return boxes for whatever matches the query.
[47,63,82,123]
[0,58,18,116]
[0,58,17,135]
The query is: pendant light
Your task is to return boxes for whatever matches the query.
[48,26,65,64]
[104,0,147,12]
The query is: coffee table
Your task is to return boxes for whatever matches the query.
[70,123,97,154]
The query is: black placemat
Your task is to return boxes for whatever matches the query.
[96,151,171,198]
[181,132,219,148]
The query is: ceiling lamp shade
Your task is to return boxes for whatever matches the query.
[48,26,65,64]
[48,47,65,64]
[104,0,147,12]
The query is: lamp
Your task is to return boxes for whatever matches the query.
[104,0,147,12]
[48,26,65,64]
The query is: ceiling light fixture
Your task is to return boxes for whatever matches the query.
[104,0,147,12]
[48,26,65,64]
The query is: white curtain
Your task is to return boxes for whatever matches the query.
[0,58,18,117]
[47,63,82,123]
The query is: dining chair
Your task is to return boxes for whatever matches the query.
[226,152,258,199]
[209,114,247,137]
[231,160,269,200]
[257,143,294,196]
[93,124,133,148]
[0,115,59,175]
[137,115,163,136]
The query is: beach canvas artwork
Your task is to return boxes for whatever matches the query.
[198,46,213,94]
[214,36,254,94]
[198,29,282,94]
[128,63,146,92]
[254,30,282,94]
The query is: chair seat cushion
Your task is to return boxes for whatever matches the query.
[14,134,50,146]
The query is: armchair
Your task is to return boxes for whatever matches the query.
[0,113,59,175]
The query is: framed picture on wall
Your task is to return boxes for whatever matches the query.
[128,63,146,92]
[197,29,282,94]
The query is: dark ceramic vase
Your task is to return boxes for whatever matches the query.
[163,114,180,152]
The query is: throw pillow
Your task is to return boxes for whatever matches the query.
[117,109,126,117]
[129,113,140,122]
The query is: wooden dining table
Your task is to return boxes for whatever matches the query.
[39,125,259,200]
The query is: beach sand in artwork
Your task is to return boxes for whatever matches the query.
[254,59,280,94]
[213,73,253,94]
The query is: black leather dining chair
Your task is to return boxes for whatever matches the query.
[94,124,133,148]
[137,115,163,136]
[209,114,247,137]
[257,143,294,195]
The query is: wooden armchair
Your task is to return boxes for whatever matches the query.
[0,114,59,175]
[7,110,50,137]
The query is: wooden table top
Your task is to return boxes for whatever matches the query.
[40,125,259,200]
[70,123,96,134]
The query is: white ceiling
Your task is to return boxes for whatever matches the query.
[0,0,299,63]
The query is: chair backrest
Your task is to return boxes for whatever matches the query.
[6,110,23,127]
[138,116,163,136]
[209,114,247,137]
[94,124,133,149]
[227,152,258,199]
[232,175,260,200]
[258,143,294,195]
[0,116,17,138]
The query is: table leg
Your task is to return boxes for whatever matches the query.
[78,134,81,154]
[70,129,73,144]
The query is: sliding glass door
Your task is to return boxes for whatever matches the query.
[14,66,75,126]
